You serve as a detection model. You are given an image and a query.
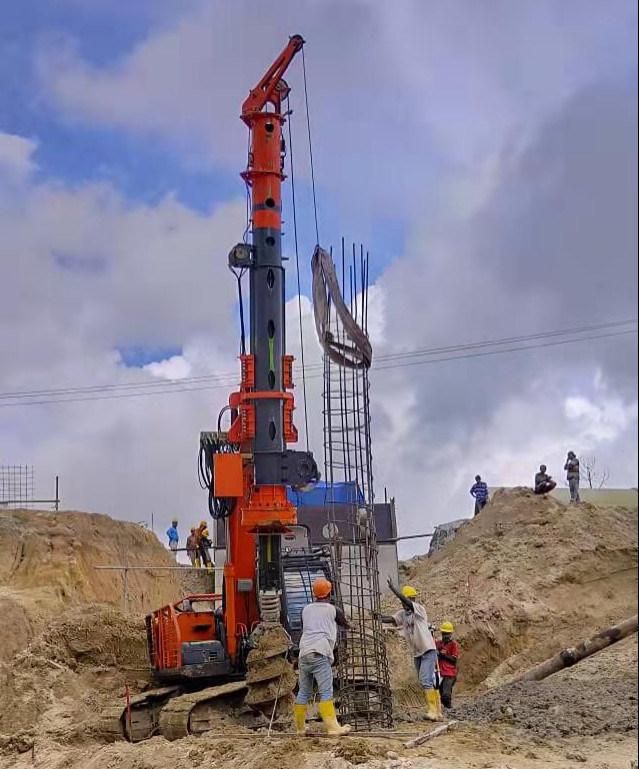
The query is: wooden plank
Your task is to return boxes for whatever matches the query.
[403,720,458,748]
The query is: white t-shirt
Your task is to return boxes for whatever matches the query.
[393,602,436,657]
[299,602,338,662]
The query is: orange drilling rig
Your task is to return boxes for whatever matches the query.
[101,35,337,743]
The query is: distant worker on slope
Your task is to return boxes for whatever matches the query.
[436,622,460,709]
[199,527,213,569]
[470,475,489,516]
[186,527,200,567]
[382,579,442,721]
[564,451,581,503]
[534,464,557,495]
[166,519,179,560]
[293,577,352,736]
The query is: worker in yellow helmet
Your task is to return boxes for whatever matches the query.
[199,527,213,569]
[436,621,460,709]
[381,579,442,721]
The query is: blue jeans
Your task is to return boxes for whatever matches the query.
[414,649,438,690]
[295,653,334,704]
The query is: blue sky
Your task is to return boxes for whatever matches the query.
[1,1,407,289]
[1,4,237,212]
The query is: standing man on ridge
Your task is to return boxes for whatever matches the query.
[166,519,179,560]
[469,475,489,516]
[565,451,581,503]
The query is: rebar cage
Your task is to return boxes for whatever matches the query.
[322,239,393,730]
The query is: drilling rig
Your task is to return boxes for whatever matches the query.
[101,35,335,742]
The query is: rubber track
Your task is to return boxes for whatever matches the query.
[159,680,248,741]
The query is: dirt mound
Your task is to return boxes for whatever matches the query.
[456,636,638,738]
[386,489,637,703]
[0,508,183,619]
[0,508,185,747]
[0,604,151,741]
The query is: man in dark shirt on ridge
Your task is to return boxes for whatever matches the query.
[534,464,557,495]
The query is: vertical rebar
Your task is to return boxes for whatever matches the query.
[322,241,393,730]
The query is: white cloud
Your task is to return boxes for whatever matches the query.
[144,355,192,380]
[2,2,636,561]
[35,1,636,221]
[0,132,38,180]
[564,395,637,444]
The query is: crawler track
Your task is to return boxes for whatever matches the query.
[96,686,181,742]
[158,680,248,740]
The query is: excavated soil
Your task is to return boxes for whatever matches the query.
[0,508,183,619]
[0,495,637,769]
[456,635,638,738]
[386,488,638,709]
[0,507,183,749]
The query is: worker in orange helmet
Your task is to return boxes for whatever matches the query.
[293,577,352,736]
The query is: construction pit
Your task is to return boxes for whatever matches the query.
[0,489,636,769]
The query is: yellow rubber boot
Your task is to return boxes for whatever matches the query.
[424,689,442,721]
[317,700,351,736]
[293,703,307,735]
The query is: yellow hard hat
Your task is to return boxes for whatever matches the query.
[401,585,417,599]
[440,621,454,634]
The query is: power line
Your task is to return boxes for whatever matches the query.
[0,322,635,409]
[372,328,638,373]
[371,318,638,362]
[0,318,635,403]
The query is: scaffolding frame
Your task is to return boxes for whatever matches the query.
[0,465,60,509]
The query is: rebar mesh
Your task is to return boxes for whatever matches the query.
[0,465,34,507]
[322,239,393,730]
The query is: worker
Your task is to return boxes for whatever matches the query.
[186,527,200,567]
[166,520,179,559]
[382,579,442,721]
[564,451,581,503]
[293,577,352,736]
[534,464,557,495]
[436,622,460,709]
[469,475,489,516]
[199,527,213,569]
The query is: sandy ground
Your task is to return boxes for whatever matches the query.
[0,494,636,769]
[1,723,636,768]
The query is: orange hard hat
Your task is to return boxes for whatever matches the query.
[312,577,332,599]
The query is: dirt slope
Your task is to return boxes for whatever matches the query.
[0,507,184,745]
[386,488,637,703]
[0,508,183,662]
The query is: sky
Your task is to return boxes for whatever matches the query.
[1,0,637,558]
